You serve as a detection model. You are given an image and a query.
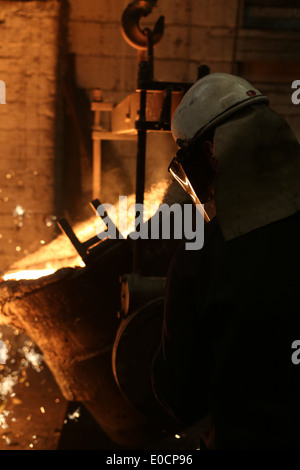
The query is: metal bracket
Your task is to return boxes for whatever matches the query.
[57,199,121,265]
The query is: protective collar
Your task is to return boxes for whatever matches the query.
[214,104,300,240]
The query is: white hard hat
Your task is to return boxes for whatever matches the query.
[171,73,269,145]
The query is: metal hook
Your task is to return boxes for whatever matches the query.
[121,0,164,51]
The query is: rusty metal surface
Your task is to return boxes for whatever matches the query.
[0,235,182,447]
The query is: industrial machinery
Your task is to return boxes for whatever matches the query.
[58,0,210,419]
[0,0,210,448]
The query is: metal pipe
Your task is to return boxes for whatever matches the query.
[133,89,147,272]
[135,89,147,207]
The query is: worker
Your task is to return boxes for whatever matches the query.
[151,73,300,449]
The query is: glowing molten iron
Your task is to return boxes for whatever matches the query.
[3,270,57,281]
[2,180,170,281]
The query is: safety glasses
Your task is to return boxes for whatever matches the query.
[168,153,210,222]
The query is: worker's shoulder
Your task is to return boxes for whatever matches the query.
[170,216,222,273]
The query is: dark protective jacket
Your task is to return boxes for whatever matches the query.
[152,211,300,449]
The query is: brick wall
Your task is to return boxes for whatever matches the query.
[68,0,300,112]
[68,0,241,101]
[0,0,61,270]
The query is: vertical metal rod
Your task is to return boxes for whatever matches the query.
[133,89,147,272]
[145,28,154,81]
[135,89,147,206]
[231,0,242,75]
